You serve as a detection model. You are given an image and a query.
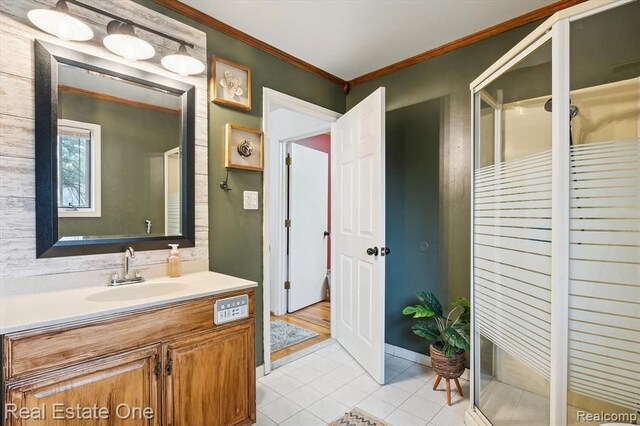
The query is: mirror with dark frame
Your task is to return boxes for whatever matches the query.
[35,41,196,258]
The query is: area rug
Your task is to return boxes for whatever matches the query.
[270,320,318,352]
[329,409,390,426]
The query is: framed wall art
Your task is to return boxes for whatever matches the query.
[210,56,251,110]
[225,124,263,171]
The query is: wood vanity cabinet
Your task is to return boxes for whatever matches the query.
[164,322,254,426]
[5,346,160,426]
[2,289,256,426]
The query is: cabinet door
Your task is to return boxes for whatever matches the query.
[165,322,255,426]
[5,346,160,426]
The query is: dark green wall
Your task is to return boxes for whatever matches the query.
[131,1,553,362]
[348,23,541,355]
[134,0,346,366]
[385,99,441,354]
[58,92,180,238]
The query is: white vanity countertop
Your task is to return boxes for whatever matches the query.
[0,271,257,335]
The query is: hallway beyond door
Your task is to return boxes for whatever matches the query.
[271,301,331,361]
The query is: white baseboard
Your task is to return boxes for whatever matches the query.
[256,364,265,380]
[385,343,470,381]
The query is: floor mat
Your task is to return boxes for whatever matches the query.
[270,320,319,352]
[329,408,390,426]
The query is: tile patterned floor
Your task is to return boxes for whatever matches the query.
[257,342,469,425]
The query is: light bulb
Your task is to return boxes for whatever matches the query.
[161,44,205,76]
[103,21,155,61]
[28,0,93,41]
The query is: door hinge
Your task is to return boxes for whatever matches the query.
[285,219,291,228]
[166,351,173,375]
[284,281,291,290]
[155,353,162,377]
[286,154,292,165]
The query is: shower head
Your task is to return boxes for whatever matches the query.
[544,98,579,119]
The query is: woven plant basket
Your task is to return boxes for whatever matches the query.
[430,344,465,379]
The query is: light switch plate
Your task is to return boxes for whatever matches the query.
[243,191,259,210]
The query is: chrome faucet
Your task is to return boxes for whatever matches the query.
[125,247,135,278]
[109,247,145,286]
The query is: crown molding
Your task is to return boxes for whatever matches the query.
[348,0,586,85]
[153,0,584,88]
[151,0,347,86]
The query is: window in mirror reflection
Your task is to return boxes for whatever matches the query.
[57,120,101,218]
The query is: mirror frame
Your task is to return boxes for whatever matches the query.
[35,40,196,258]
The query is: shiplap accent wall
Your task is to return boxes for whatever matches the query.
[0,0,209,279]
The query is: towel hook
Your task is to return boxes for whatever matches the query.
[219,169,232,192]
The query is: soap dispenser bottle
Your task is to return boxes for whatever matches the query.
[167,244,181,277]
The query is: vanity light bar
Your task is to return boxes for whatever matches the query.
[64,0,195,49]
[28,0,205,76]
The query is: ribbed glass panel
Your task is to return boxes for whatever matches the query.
[474,151,553,380]
[568,138,640,412]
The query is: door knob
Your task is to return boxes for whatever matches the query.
[366,247,379,256]
[381,247,391,256]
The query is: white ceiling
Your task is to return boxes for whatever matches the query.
[182,0,556,81]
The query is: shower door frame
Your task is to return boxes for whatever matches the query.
[467,1,634,425]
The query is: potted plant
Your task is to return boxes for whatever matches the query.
[402,292,470,405]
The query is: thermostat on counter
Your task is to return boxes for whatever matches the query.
[214,294,249,325]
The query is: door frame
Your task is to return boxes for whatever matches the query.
[262,88,341,374]
[164,147,180,235]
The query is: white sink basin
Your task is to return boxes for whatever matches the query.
[86,282,190,302]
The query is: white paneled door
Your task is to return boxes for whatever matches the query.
[332,88,386,384]
[288,143,329,312]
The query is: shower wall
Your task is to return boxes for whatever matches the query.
[498,78,639,162]
[472,2,640,425]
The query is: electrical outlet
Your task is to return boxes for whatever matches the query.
[243,191,258,210]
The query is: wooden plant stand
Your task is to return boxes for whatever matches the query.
[429,344,466,405]
[432,374,464,406]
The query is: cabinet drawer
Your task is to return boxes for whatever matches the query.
[3,289,254,381]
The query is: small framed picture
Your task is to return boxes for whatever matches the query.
[210,56,251,111]
[225,124,263,171]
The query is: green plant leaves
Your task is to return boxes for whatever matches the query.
[442,344,462,356]
[411,322,440,340]
[451,297,471,323]
[416,292,443,317]
[403,292,471,356]
[402,305,435,318]
[443,323,470,351]
[451,298,470,310]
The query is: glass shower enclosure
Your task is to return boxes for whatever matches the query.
[469,1,639,425]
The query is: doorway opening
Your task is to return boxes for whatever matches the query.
[271,134,332,362]
[263,88,387,385]
[262,88,341,372]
